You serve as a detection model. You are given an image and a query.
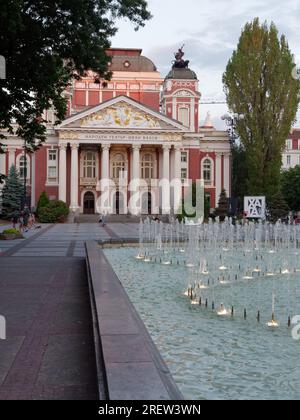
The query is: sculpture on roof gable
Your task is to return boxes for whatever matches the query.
[173,45,190,69]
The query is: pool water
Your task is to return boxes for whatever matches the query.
[104,247,300,400]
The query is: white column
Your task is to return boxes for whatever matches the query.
[172,98,177,120]
[215,153,222,207]
[70,143,79,210]
[8,147,16,170]
[223,153,230,197]
[0,150,6,177]
[132,144,141,181]
[129,144,141,215]
[31,153,36,209]
[173,145,182,213]
[59,144,67,202]
[190,98,195,132]
[162,145,171,214]
[100,144,111,213]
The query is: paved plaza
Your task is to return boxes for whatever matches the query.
[0,223,140,400]
[0,223,140,257]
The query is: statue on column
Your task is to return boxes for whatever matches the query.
[173,45,190,69]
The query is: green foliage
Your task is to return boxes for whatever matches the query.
[223,18,300,198]
[267,191,290,222]
[0,0,151,154]
[232,144,248,203]
[204,195,211,220]
[215,189,228,221]
[36,192,50,216]
[38,200,69,223]
[281,166,300,211]
[1,165,23,219]
[2,228,20,234]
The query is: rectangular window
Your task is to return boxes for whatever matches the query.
[286,140,292,150]
[181,152,188,163]
[181,168,188,181]
[47,149,58,183]
[287,155,291,166]
[178,107,190,127]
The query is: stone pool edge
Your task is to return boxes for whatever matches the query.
[85,240,184,401]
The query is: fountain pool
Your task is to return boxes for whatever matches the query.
[104,246,300,400]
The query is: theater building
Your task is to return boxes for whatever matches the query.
[0,48,230,215]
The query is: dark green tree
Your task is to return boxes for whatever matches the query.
[1,165,23,219]
[204,194,210,220]
[215,189,228,221]
[267,191,290,222]
[223,18,300,198]
[232,143,248,205]
[281,165,300,211]
[0,0,151,176]
[36,191,50,216]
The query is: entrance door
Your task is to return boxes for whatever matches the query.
[83,192,95,214]
[142,192,152,215]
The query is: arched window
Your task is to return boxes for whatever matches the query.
[83,152,96,179]
[17,155,30,181]
[112,153,126,180]
[141,154,154,180]
[202,158,213,186]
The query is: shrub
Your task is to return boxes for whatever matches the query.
[2,228,20,234]
[36,192,50,216]
[38,200,69,223]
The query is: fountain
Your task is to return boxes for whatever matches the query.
[134,217,300,328]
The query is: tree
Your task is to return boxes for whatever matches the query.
[215,189,228,221]
[204,194,210,220]
[281,166,300,211]
[1,165,23,219]
[232,143,248,205]
[36,191,50,216]
[267,191,289,222]
[0,1,151,162]
[223,18,300,198]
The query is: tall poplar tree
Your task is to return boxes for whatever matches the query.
[223,18,300,198]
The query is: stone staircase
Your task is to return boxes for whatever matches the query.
[74,214,171,223]
[74,214,141,223]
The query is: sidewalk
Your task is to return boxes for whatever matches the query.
[0,256,98,400]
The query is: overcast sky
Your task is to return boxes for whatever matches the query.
[112,0,300,129]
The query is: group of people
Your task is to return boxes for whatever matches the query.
[11,206,36,232]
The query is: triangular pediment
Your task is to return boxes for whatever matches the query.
[59,96,185,131]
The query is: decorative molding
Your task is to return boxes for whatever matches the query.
[80,103,163,129]
[101,144,111,152]
[59,131,78,140]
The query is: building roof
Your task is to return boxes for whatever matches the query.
[106,48,157,72]
[165,67,198,80]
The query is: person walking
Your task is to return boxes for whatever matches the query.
[11,211,19,229]
[19,211,24,233]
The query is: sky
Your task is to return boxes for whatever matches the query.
[111,0,300,129]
